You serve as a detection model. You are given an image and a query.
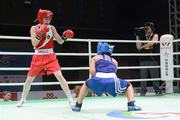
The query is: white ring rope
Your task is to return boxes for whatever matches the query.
[0,35,179,87]
[173,65,180,68]
[173,78,180,80]
[0,78,161,86]
[0,52,90,56]
[0,35,160,43]
[0,66,160,71]
[0,81,85,86]
[0,67,89,71]
[173,39,180,42]
[0,52,160,56]
[0,35,179,42]
[173,52,180,55]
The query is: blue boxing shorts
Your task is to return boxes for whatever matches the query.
[86,76,129,97]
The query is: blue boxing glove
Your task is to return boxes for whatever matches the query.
[72,102,82,112]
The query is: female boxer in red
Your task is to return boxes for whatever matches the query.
[17,9,74,108]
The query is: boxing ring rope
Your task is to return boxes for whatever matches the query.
[0,35,178,93]
[0,66,160,71]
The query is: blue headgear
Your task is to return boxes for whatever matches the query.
[97,42,114,55]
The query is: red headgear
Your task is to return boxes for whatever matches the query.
[37,9,53,23]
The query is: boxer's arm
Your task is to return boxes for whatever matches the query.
[30,26,41,47]
[136,35,142,50]
[141,34,158,49]
[113,59,118,68]
[51,25,64,45]
[30,24,49,47]
[89,57,96,76]
[112,58,118,73]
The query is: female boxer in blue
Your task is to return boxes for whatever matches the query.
[72,42,141,111]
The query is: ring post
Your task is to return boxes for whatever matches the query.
[160,34,174,93]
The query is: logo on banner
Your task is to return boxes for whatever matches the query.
[163,52,169,76]
[43,92,58,99]
[163,52,169,57]
[0,56,15,67]
[107,111,180,119]
[161,42,171,48]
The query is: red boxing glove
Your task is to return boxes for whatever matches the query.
[62,29,74,39]
[39,24,49,35]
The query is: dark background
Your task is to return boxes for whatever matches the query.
[0,0,169,91]
[0,0,169,38]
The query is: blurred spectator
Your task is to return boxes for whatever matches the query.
[74,85,82,97]
[73,85,93,98]
[2,91,12,101]
[136,22,162,96]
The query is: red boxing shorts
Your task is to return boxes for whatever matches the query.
[28,53,61,76]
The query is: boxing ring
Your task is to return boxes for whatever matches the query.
[0,35,180,120]
[1,94,180,120]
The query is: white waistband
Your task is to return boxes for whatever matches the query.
[95,72,117,78]
[35,48,54,55]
